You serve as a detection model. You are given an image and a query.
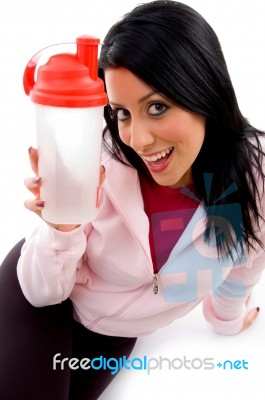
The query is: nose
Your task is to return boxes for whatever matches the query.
[129,118,155,152]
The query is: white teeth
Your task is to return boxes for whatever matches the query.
[143,147,174,162]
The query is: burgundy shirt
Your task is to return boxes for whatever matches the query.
[139,174,199,273]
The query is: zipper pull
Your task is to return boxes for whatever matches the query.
[153,273,159,295]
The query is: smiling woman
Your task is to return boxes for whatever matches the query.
[105,67,206,187]
[0,1,265,400]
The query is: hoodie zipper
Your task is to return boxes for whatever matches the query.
[151,223,206,295]
[153,273,159,294]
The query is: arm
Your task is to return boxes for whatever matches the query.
[17,222,88,307]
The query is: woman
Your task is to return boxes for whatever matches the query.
[0,1,264,399]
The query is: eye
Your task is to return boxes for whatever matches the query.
[114,108,131,122]
[147,102,169,116]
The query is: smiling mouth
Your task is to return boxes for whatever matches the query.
[142,146,174,168]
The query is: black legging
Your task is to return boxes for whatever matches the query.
[0,239,137,400]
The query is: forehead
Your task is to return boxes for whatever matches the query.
[104,68,151,102]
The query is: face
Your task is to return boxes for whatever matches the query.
[105,68,206,188]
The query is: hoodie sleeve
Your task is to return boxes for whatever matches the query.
[203,217,265,335]
[17,221,88,307]
[203,250,265,334]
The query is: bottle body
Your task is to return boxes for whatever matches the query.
[35,104,103,224]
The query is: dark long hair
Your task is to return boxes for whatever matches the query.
[99,0,265,259]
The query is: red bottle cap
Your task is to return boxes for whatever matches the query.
[23,36,107,108]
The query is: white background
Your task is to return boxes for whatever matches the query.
[0,0,264,399]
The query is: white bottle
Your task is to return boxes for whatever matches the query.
[23,36,107,224]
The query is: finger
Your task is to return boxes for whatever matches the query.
[24,176,41,190]
[24,176,41,197]
[24,198,45,215]
[242,307,260,330]
[28,147,39,176]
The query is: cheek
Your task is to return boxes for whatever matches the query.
[181,117,206,150]
[185,130,205,160]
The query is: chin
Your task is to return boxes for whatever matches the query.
[152,176,182,188]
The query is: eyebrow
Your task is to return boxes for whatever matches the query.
[109,90,156,108]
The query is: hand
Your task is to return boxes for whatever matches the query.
[24,147,106,232]
[241,296,260,331]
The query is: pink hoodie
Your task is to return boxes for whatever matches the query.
[17,139,265,336]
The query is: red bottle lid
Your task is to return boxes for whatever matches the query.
[23,36,107,108]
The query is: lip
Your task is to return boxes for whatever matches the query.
[142,148,174,174]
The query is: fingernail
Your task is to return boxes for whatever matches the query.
[28,146,33,155]
[36,200,45,208]
[33,177,41,184]
[256,307,260,313]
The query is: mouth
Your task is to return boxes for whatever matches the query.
[141,146,174,173]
